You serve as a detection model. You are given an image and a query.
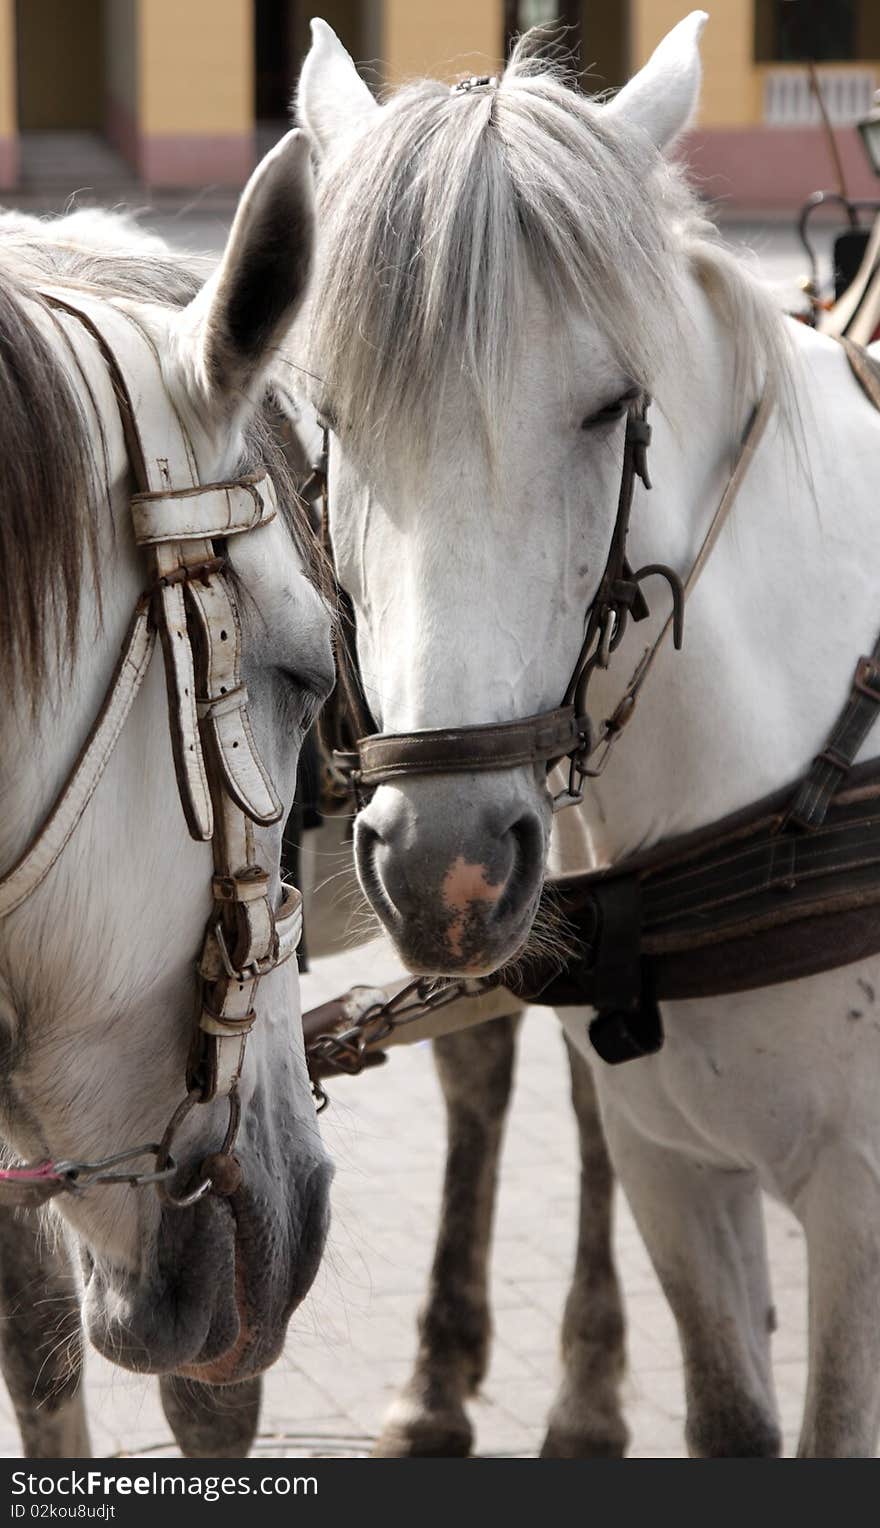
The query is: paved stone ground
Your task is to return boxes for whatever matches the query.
[0,204,853,1459]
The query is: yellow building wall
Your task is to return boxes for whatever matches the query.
[139,0,252,136]
[631,0,760,127]
[383,0,504,84]
[0,0,14,138]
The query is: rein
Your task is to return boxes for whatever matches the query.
[0,289,302,1209]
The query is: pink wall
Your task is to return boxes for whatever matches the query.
[680,126,880,211]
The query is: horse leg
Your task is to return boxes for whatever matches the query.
[601,1104,781,1457]
[373,1011,521,1457]
[796,1144,880,1456]
[540,1034,628,1457]
[159,1375,261,1458]
[0,1209,91,1457]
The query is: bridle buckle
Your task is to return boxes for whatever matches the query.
[212,917,279,982]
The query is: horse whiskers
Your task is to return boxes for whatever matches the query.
[500,888,582,992]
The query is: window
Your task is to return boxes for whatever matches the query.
[755,1,856,64]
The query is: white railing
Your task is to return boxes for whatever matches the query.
[763,68,878,126]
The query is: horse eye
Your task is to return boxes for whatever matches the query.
[582,387,641,429]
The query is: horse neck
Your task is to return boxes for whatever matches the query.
[571,277,880,866]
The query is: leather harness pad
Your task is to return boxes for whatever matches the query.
[507,760,880,1024]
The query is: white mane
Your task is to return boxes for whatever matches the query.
[304,37,791,466]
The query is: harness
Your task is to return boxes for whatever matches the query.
[305,338,880,1078]
[0,289,303,1206]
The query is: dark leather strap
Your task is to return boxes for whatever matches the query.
[346,705,582,786]
[787,637,880,829]
[504,756,880,1016]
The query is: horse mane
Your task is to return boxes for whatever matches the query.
[304,33,792,468]
[0,216,320,697]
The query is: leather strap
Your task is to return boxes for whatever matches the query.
[0,603,155,918]
[504,756,880,1016]
[787,638,880,829]
[592,392,774,766]
[132,474,278,545]
[345,706,582,786]
[839,334,880,412]
[785,339,880,829]
[24,288,293,1108]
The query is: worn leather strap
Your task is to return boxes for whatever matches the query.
[840,334,880,409]
[131,473,277,545]
[505,757,880,1015]
[0,603,155,918]
[32,288,292,1107]
[184,574,284,825]
[784,339,880,829]
[344,705,582,786]
[787,637,880,829]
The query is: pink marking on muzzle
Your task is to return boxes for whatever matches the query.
[441,857,504,960]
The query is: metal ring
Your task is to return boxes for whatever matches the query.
[154,1089,241,1209]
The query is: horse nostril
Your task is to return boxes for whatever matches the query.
[496,811,543,920]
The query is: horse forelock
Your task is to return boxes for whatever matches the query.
[304,36,792,470]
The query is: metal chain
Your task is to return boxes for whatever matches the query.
[306,973,499,1101]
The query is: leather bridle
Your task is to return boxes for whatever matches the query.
[0,289,303,1209]
[318,392,771,812]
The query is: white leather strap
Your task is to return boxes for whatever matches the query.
[131,474,278,546]
[184,574,284,825]
[18,288,300,1111]
[0,605,155,918]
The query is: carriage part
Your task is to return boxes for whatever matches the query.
[797,191,880,316]
[0,289,306,1208]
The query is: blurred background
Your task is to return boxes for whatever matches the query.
[0,0,876,213]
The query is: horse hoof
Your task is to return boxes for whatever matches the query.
[372,1411,473,1458]
[540,1426,628,1459]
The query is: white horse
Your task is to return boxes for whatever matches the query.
[0,131,334,1452]
[297,15,880,1456]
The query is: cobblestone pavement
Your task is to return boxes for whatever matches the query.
[0,207,854,1458]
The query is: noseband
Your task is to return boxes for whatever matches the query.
[0,290,302,1209]
[319,397,686,809]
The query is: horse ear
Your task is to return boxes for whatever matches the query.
[296,17,377,157]
[184,128,314,406]
[605,11,707,151]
